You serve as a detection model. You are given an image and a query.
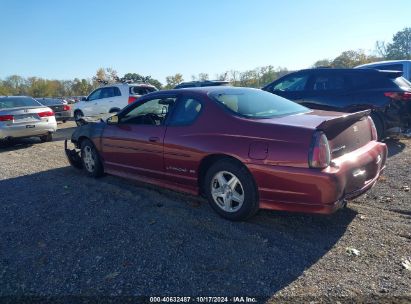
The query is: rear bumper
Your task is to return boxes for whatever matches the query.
[248,141,387,214]
[0,119,57,140]
[54,111,72,121]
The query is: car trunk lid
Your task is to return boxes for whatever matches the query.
[316,110,372,158]
[0,106,52,124]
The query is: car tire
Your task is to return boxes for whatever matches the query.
[40,133,53,142]
[80,139,104,178]
[371,113,385,141]
[204,159,259,221]
[74,110,84,126]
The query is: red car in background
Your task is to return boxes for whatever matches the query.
[66,87,387,221]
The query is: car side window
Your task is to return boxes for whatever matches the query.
[169,97,202,126]
[88,89,102,101]
[271,74,309,92]
[120,97,177,126]
[113,87,121,97]
[311,74,346,91]
[100,87,115,99]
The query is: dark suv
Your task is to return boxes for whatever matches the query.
[262,68,411,139]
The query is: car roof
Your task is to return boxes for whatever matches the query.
[103,82,156,88]
[151,86,259,96]
[297,68,380,73]
[356,60,411,68]
[0,95,34,99]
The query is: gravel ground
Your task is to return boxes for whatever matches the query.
[0,121,410,303]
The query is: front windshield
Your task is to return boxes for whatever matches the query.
[0,97,41,109]
[209,88,309,118]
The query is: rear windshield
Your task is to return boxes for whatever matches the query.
[209,88,309,119]
[130,86,157,95]
[0,97,41,109]
[36,98,63,106]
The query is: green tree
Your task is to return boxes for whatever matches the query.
[313,59,332,67]
[386,27,411,59]
[165,73,184,89]
[331,50,379,68]
[123,73,162,89]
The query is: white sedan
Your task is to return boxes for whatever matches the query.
[0,96,57,142]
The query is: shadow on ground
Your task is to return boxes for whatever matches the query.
[385,138,406,158]
[0,166,356,296]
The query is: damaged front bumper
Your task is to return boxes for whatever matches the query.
[64,139,83,169]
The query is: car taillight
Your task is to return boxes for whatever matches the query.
[0,115,13,122]
[38,111,54,117]
[309,131,331,169]
[367,116,378,141]
[63,105,71,111]
[128,96,138,104]
[384,91,411,101]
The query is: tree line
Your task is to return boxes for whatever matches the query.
[1,27,410,98]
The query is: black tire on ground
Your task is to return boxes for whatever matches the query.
[371,113,385,141]
[204,159,259,221]
[74,110,84,126]
[40,133,53,142]
[80,139,104,178]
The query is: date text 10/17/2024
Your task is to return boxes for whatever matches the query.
[149,296,258,303]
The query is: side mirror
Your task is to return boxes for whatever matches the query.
[81,97,87,101]
[107,115,119,125]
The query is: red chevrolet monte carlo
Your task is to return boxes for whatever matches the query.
[65,87,387,220]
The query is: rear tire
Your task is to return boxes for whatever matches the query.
[80,139,104,178]
[204,159,259,221]
[40,133,53,142]
[371,113,385,141]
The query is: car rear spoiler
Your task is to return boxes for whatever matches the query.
[316,110,371,139]
[378,70,403,78]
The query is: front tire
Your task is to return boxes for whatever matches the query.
[204,159,259,221]
[74,110,84,126]
[80,139,104,178]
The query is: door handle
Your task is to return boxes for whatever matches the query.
[109,100,113,102]
[149,136,160,142]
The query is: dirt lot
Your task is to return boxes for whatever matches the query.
[0,121,410,302]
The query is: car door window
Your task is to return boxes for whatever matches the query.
[272,74,309,92]
[169,97,202,126]
[113,87,122,96]
[311,74,346,91]
[120,97,177,126]
[88,89,102,101]
[100,87,114,99]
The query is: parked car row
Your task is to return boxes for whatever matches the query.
[2,61,406,221]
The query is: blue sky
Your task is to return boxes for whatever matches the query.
[0,0,410,83]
